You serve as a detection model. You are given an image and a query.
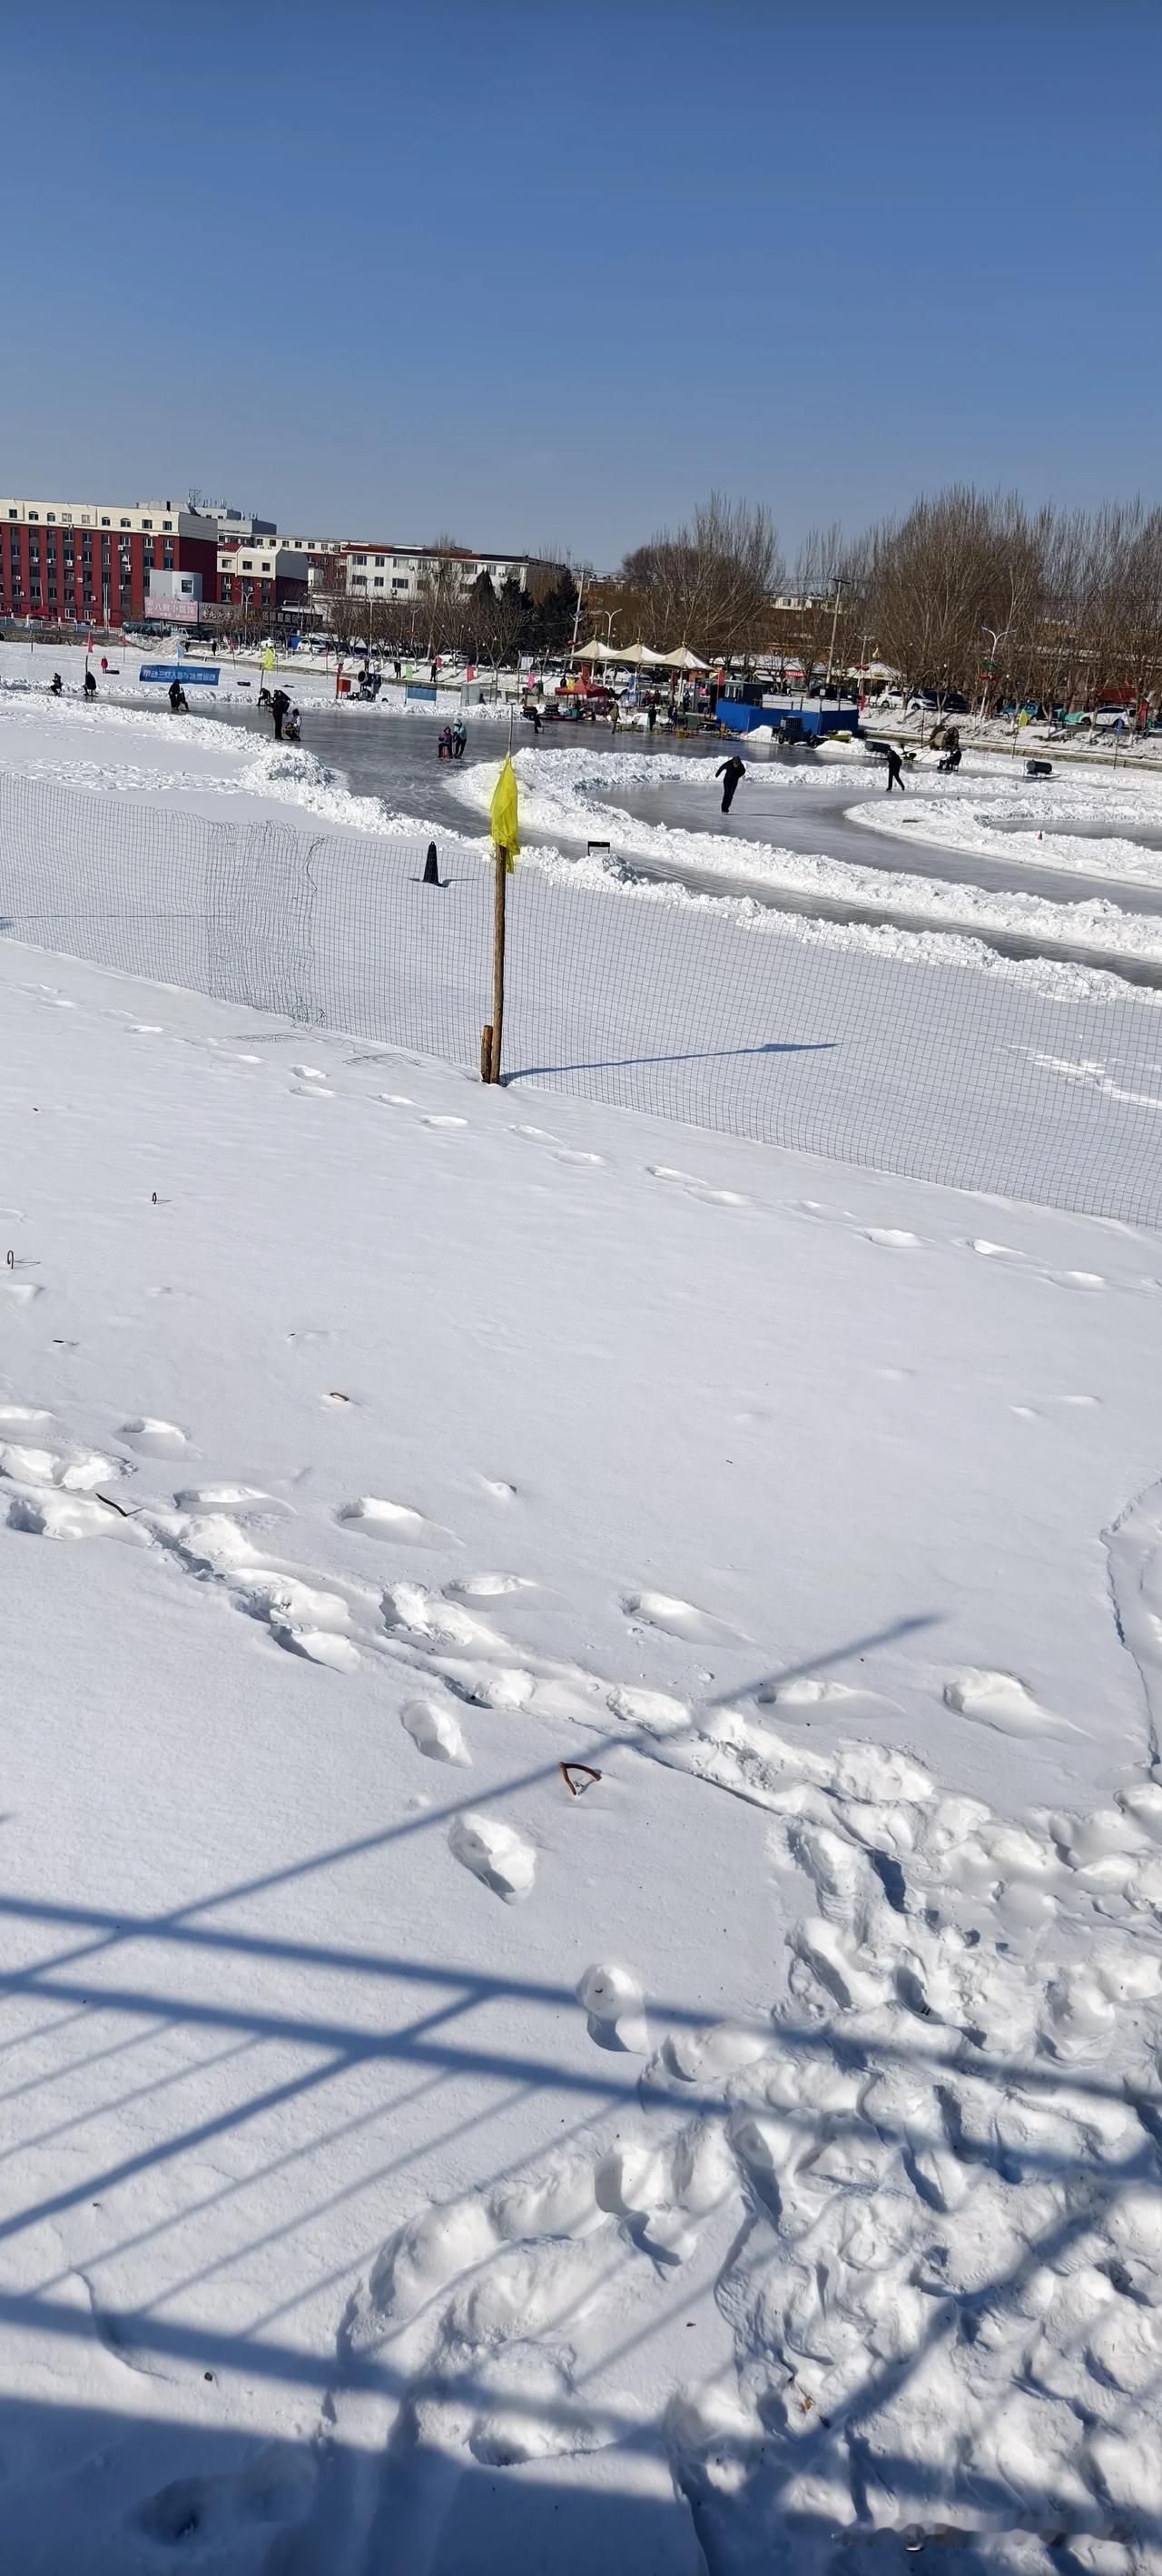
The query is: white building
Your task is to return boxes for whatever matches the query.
[217,543,310,613]
[338,545,547,602]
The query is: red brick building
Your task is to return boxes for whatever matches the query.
[0,496,221,627]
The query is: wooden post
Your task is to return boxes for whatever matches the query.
[489,845,507,1083]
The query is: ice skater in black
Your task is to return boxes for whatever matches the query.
[884,745,906,793]
[715,753,746,813]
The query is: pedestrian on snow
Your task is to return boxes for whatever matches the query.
[51,672,62,695]
[430,659,438,684]
[609,700,620,735]
[529,703,542,734]
[168,678,183,712]
[394,657,402,680]
[100,656,108,674]
[938,725,961,774]
[646,697,657,735]
[715,752,746,813]
[452,719,468,757]
[438,725,453,759]
[271,686,290,742]
[884,744,905,793]
[84,668,97,699]
[284,706,301,743]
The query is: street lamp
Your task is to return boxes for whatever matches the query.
[824,571,843,698]
[979,625,1011,731]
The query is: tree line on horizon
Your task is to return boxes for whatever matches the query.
[606,489,1162,710]
[210,488,1162,707]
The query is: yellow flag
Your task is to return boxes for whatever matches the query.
[489,755,519,867]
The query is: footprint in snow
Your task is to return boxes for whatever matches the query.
[862,1228,922,1249]
[423,1113,468,1130]
[448,1811,537,1901]
[379,1093,414,1107]
[119,1417,188,1454]
[478,1476,517,1502]
[400,1698,471,1764]
[3,1489,141,1542]
[622,1589,740,1642]
[943,1668,1079,1737]
[338,1495,451,1545]
[0,1403,53,1427]
[448,1572,534,1599]
[576,1962,649,2055]
[966,1239,1026,1261]
[649,1166,749,1207]
[1049,1269,1106,1290]
[0,1441,118,1492]
[3,1281,43,1305]
[759,1675,870,1713]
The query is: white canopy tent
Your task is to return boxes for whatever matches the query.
[655,644,710,672]
[571,637,620,662]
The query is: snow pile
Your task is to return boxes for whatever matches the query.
[852,761,1162,890]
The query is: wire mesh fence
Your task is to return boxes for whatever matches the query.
[1,772,1160,1228]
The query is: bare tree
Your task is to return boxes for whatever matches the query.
[620,493,782,658]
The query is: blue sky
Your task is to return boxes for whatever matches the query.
[5,0,1159,567]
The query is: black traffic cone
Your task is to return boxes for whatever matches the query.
[423,843,440,886]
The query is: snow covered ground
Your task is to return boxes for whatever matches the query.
[3,940,1162,2572]
[0,639,511,722]
[2,681,1162,2570]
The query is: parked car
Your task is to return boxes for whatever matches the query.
[908,689,969,715]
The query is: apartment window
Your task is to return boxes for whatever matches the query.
[28,511,39,522]
[141,518,152,530]
[353,554,367,566]
[374,556,385,568]
[373,577,385,588]
[46,512,55,523]
[6,509,15,520]
[392,578,408,592]
[120,518,130,528]
[101,517,110,528]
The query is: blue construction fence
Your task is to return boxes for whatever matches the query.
[716,696,861,739]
